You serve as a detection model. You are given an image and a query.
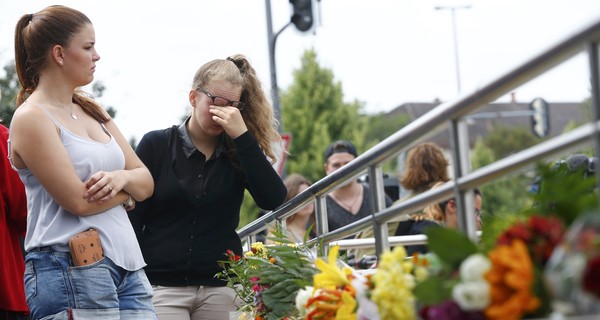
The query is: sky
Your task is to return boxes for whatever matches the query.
[1,0,600,141]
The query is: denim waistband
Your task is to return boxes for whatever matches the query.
[28,245,69,253]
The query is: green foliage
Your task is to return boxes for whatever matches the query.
[483,125,541,159]
[479,160,600,252]
[413,276,454,305]
[0,61,19,126]
[471,126,540,223]
[216,225,317,319]
[364,111,410,145]
[524,162,598,225]
[426,227,479,269]
[239,190,262,229]
[363,111,411,173]
[280,48,368,182]
[414,228,478,304]
[478,210,521,252]
[470,137,495,170]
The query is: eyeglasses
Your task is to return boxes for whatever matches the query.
[197,88,245,110]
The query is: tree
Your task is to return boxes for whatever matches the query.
[238,49,371,228]
[483,125,541,159]
[0,62,19,126]
[280,48,368,182]
[471,125,542,223]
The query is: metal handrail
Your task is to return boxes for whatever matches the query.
[238,17,600,255]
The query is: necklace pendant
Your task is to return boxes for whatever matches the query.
[71,113,78,120]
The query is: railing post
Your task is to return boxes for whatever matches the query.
[314,195,329,256]
[368,165,389,257]
[588,42,600,194]
[448,119,478,241]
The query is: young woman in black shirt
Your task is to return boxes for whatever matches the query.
[129,55,287,319]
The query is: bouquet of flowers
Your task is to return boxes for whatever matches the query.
[216,227,318,319]
[218,160,600,319]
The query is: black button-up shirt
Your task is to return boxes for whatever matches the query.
[130,120,287,286]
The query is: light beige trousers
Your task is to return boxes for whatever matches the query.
[152,285,239,320]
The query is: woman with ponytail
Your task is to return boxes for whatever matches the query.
[9,5,156,319]
[129,55,287,319]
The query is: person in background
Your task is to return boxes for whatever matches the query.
[399,142,451,199]
[9,5,156,319]
[322,140,393,235]
[268,173,314,242]
[395,181,483,255]
[129,54,287,320]
[353,142,450,258]
[1,124,29,320]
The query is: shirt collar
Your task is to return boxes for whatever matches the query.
[178,118,196,158]
[176,117,225,160]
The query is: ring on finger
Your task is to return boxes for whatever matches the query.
[106,185,113,192]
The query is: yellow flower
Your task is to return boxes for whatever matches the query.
[314,246,350,288]
[414,266,429,282]
[251,242,264,252]
[371,246,416,320]
[249,242,268,259]
[336,291,358,320]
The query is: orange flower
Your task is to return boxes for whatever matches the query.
[485,239,541,320]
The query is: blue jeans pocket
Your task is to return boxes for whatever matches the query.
[69,262,117,309]
[23,260,37,303]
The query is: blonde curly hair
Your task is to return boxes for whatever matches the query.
[191,54,280,163]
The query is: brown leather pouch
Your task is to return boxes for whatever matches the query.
[69,228,104,266]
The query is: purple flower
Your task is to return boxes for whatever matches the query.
[420,300,485,320]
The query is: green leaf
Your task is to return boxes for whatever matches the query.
[425,227,479,269]
[413,277,452,305]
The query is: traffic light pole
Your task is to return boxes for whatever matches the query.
[265,0,291,133]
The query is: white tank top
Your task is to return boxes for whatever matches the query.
[9,104,146,271]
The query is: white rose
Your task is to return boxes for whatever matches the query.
[452,280,490,311]
[460,254,491,281]
[295,286,314,316]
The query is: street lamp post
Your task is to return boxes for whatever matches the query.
[435,5,471,95]
[265,0,291,133]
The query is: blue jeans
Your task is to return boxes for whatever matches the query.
[24,249,156,320]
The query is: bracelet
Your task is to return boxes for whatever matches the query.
[123,194,134,208]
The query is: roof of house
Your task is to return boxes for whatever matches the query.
[387,99,587,148]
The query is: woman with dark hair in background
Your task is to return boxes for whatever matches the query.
[273,173,315,242]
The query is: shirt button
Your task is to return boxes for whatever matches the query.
[198,174,202,179]
[190,235,194,239]
[195,195,200,199]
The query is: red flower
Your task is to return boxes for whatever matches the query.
[225,249,241,262]
[496,215,564,265]
[582,255,600,297]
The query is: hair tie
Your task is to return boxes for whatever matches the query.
[27,13,34,23]
[226,56,243,73]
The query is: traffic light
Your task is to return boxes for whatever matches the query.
[290,0,314,32]
[530,97,550,138]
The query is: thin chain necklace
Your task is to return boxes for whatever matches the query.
[69,104,78,120]
[332,183,361,212]
[48,95,78,120]
[64,102,78,120]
